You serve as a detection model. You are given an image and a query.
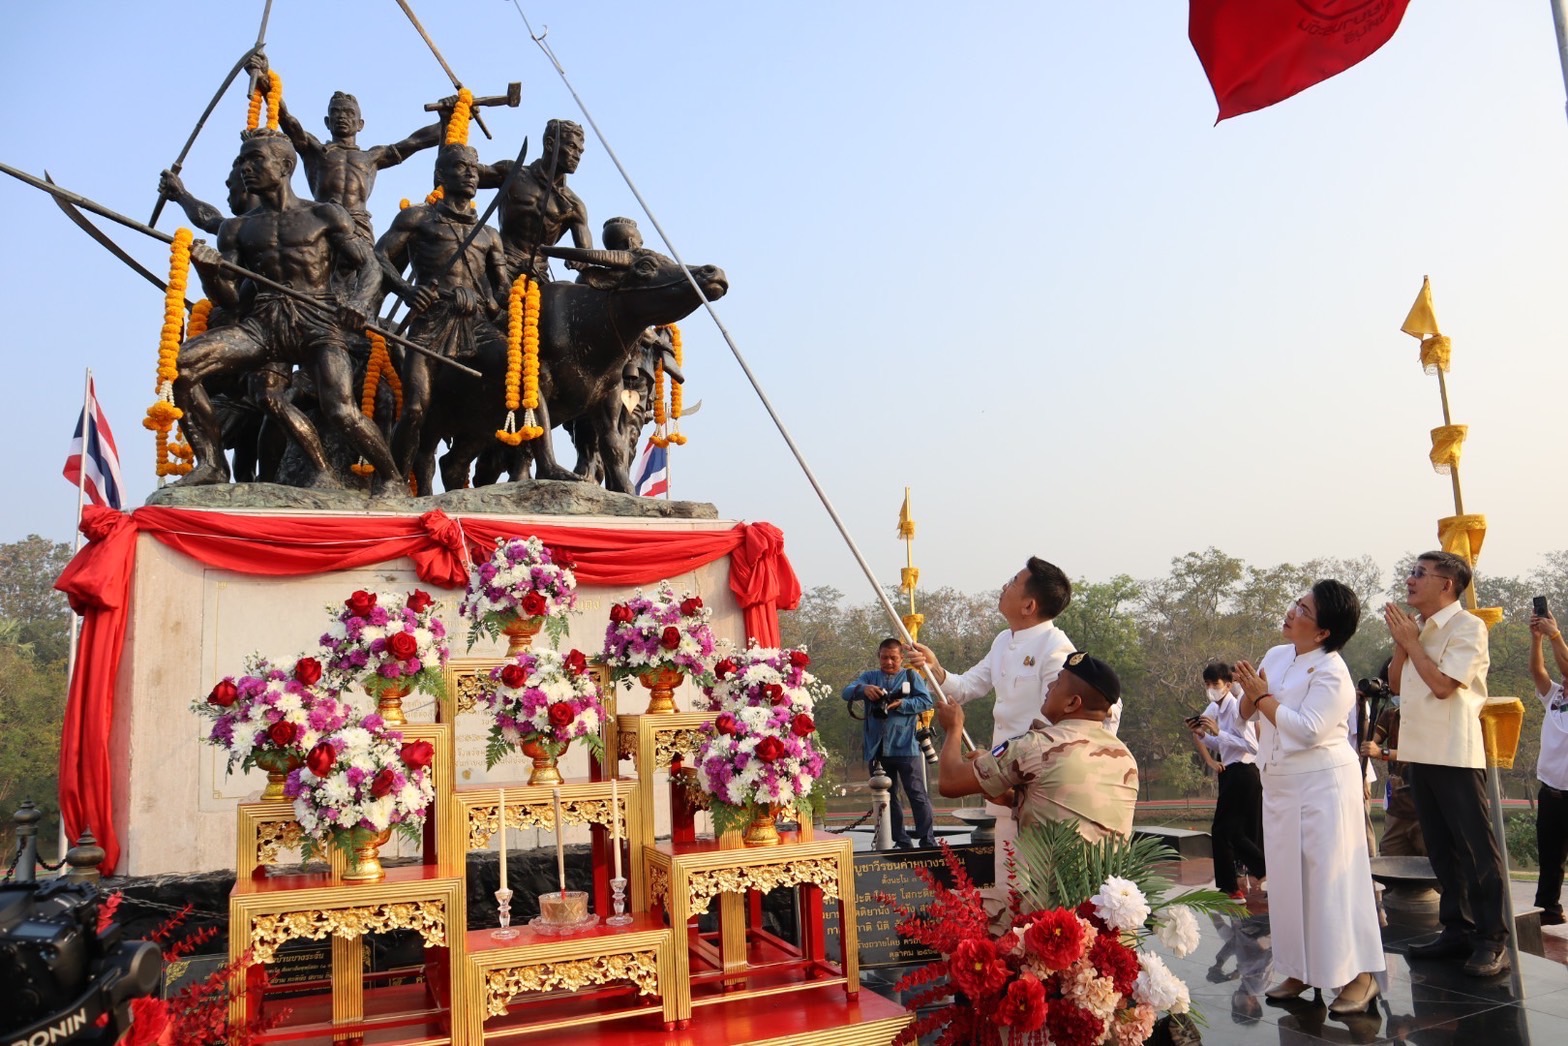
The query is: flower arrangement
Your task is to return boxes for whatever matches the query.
[478,647,606,770]
[284,716,436,851]
[320,588,449,698]
[601,581,717,683]
[459,536,578,649]
[691,645,828,836]
[883,820,1236,1046]
[191,654,352,774]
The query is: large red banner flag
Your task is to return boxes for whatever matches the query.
[1189,1,1414,121]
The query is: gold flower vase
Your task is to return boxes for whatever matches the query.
[253,749,302,801]
[501,615,543,655]
[743,803,782,847]
[520,736,569,786]
[638,666,684,715]
[339,826,394,882]
[377,683,412,727]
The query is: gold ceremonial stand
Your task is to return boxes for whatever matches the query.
[227,723,466,1042]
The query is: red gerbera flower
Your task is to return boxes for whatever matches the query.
[949,937,1009,999]
[1023,908,1085,970]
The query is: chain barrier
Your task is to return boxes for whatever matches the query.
[822,806,876,835]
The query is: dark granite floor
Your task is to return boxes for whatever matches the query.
[868,856,1568,1045]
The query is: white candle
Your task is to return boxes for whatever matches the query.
[552,787,567,896]
[497,787,508,893]
[611,777,623,880]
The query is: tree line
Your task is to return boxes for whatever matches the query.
[781,547,1568,802]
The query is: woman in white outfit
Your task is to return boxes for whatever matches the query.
[1234,579,1385,1015]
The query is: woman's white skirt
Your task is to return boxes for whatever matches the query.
[1261,758,1388,989]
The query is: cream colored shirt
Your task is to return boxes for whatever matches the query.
[1397,600,1490,769]
[942,620,1075,745]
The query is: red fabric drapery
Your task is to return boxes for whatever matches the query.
[54,505,800,875]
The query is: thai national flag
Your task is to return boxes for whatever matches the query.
[632,438,669,498]
[63,375,124,509]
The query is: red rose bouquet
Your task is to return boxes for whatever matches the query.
[601,581,717,682]
[191,654,354,775]
[883,822,1236,1045]
[285,714,437,854]
[319,588,450,699]
[477,648,607,770]
[459,536,578,649]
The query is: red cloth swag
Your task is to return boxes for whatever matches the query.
[55,505,799,875]
[1189,0,1412,121]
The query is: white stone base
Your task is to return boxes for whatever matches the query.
[112,512,749,876]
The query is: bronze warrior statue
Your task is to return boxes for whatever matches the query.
[479,118,592,280]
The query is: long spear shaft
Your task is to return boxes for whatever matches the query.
[149,44,262,227]
[245,0,275,97]
[0,162,479,377]
[391,0,494,139]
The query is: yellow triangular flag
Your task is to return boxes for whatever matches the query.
[896,488,915,539]
[1401,276,1441,339]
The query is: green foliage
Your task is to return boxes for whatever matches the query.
[0,535,72,663]
[1506,811,1539,868]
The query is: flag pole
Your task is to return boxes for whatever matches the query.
[1550,0,1568,126]
[61,368,92,865]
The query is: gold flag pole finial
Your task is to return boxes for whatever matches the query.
[896,487,922,640]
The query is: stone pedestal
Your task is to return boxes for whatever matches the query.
[110,509,749,876]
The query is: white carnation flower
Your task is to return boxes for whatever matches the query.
[1133,952,1189,1013]
[1154,904,1200,958]
[1091,876,1152,932]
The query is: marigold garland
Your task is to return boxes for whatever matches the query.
[425,88,475,206]
[664,324,687,446]
[649,359,669,449]
[245,70,283,132]
[497,274,544,445]
[145,229,195,478]
[350,331,403,477]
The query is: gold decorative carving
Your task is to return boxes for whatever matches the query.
[482,950,661,1016]
[247,900,448,964]
[650,728,704,771]
[647,866,670,909]
[684,858,841,916]
[617,731,637,760]
[253,819,306,866]
[455,672,486,715]
[466,796,624,849]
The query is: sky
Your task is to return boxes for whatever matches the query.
[2,1,1567,606]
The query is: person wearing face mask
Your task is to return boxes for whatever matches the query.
[1191,661,1265,900]
[1235,579,1385,1015]
[933,651,1138,845]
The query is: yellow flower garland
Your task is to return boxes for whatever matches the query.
[665,324,687,446]
[245,70,283,132]
[648,324,687,448]
[145,229,194,477]
[350,331,404,477]
[497,274,544,445]
[425,88,475,206]
[650,358,669,449]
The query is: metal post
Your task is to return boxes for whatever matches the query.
[868,759,893,851]
[1481,717,1524,994]
[12,799,41,883]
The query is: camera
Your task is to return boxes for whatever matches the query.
[0,878,163,1044]
[1356,677,1392,701]
[916,723,939,764]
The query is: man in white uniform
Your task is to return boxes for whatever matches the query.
[907,556,1075,894]
[1528,607,1568,926]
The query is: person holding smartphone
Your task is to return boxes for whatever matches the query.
[1191,661,1265,900]
[1528,600,1568,925]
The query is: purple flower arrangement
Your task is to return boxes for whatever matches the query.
[191,654,352,773]
[477,648,607,770]
[601,581,718,683]
[459,536,578,649]
[319,588,450,699]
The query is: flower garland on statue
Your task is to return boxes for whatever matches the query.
[245,69,283,132]
[458,535,578,649]
[477,647,606,769]
[350,330,403,478]
[191,654,353,775]
[601,581,718,684]
[424,88,474,206]
[692,645,827,836]
[649,324,687,449]
[145,229,195,478]
[319,589,450,700]
[496,274,543,445]
[285,716,436,855]
[882,821,1237,1046]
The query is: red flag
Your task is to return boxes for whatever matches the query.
[1189,1,1413,121]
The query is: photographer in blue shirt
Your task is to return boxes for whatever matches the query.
[844,638,937,849]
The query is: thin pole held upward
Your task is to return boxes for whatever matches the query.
[1550,0,1568,126]
[506,3,975,748]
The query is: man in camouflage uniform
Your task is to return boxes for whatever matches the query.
[935,650,1138,845]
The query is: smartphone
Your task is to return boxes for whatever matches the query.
[1535,595,1550,618]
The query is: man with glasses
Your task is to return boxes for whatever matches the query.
[1385,551,1508,976]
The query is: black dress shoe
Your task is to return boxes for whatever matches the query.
[1541,909,1566,926]
[894,839,915,850]
[1407,935,1469,960]
[919,837,939,849]
[1462,947,1510,977]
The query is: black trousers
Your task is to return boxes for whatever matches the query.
[1408,762,1510,947]
[874,756,934,845]
[1211,761,1267,892]
[1536,783,1568,916]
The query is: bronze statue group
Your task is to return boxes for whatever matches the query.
[159,54,726,496]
